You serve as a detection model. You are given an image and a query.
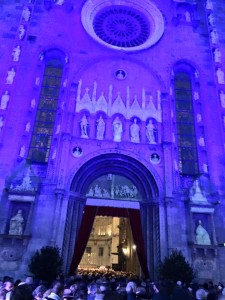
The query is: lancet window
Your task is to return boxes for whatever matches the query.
[174,70,199,175]
[28,54,64,163]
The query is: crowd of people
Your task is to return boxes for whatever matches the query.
[1,269,225,300]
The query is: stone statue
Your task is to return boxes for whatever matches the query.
[220,90,225,108]
[146,120,156,144]
[185,11,191,22]
[112,116,123,142]
[211,29,218,44]
[22,6,31,22]
[55,124,60,134]
[195,220,211,245]
[199,137,205,146]
[189,179,208,203]
[216,68,225,84]
[80,114,89,138]
[9,210,24,235]
[206,0,213,10]
[208,13,215,26]
[6,67,16,85]
[214,48,221,63]
[130,118,140,143]
[194,91,199,100]
[30,98,36,109]
[19,145,26,157]
[18,25,26,40]
[0,116,4,133]
[12,45,21,62]
[25,122,31,132]
[0,91,10,110]
[56,0,64,4]
[197,114,202,123]
[96,115,105,140]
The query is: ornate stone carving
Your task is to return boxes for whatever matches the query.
[75,80,162,122]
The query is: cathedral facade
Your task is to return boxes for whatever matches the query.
[0,0,225,282]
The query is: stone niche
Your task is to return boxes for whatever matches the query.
[0,160,39,274]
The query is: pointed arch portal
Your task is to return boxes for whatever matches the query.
[64,153,161,279]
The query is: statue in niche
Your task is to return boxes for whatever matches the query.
[189,179,208,203]
[146,120,156,144]
[214,48,221,63]
[0,116,4,133]
[185,11,191,22]
[22,6,31,22]
[18,25,26,40]
[30,98,36,109]
[195,220,211,245]
[220,90,225,108]
[12,45,21,62]
[35,77,40,86]
[72,147,83,158]
[55,0,64,4]
[51,149,56,160]
[112,116,123,142]
[80,114,89,138]
[55,124,60,135]
[115,69,126,80]
[25,122,31,132]
[19,145,26,158]
[96,115,105,140]
[0,91,10,110]
[9,209,24,235]
[211,29,218,44]
[216,68,225,84]
[199,137,205,146]
[6,67,16,85]
[194,91,199,101]
[194,70,199,79]
[206,0,213,10]
[197,114,202,123]
[203,164,208,173]
[130,118,140,143]
[208,13,215,26]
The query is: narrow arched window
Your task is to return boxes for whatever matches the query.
[28,52,64,163]
[174,70,199,175]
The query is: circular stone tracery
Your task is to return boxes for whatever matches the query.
[93,6,150,48]
[81,0,165,51]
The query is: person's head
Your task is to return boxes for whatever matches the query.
[32,285,47,300]
[126,281,137,294]
[4,281,13,292]
[52,282,64,297]
[10,284,33,300]
[99,281,110,293]
[87,283,98,295]
[196,288,207,300]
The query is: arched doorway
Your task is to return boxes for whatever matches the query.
[62,153,161,279]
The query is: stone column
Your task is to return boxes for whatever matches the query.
[62,195,86,274]
[50,189,65,245]
[57,133,72,189]
[140,201,160,279]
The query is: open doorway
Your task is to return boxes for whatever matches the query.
[79,216,140,275]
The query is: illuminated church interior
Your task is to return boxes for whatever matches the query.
[1,0,225,282]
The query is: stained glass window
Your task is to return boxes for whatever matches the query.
[28,58,63,163]
[174,71,199,175]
